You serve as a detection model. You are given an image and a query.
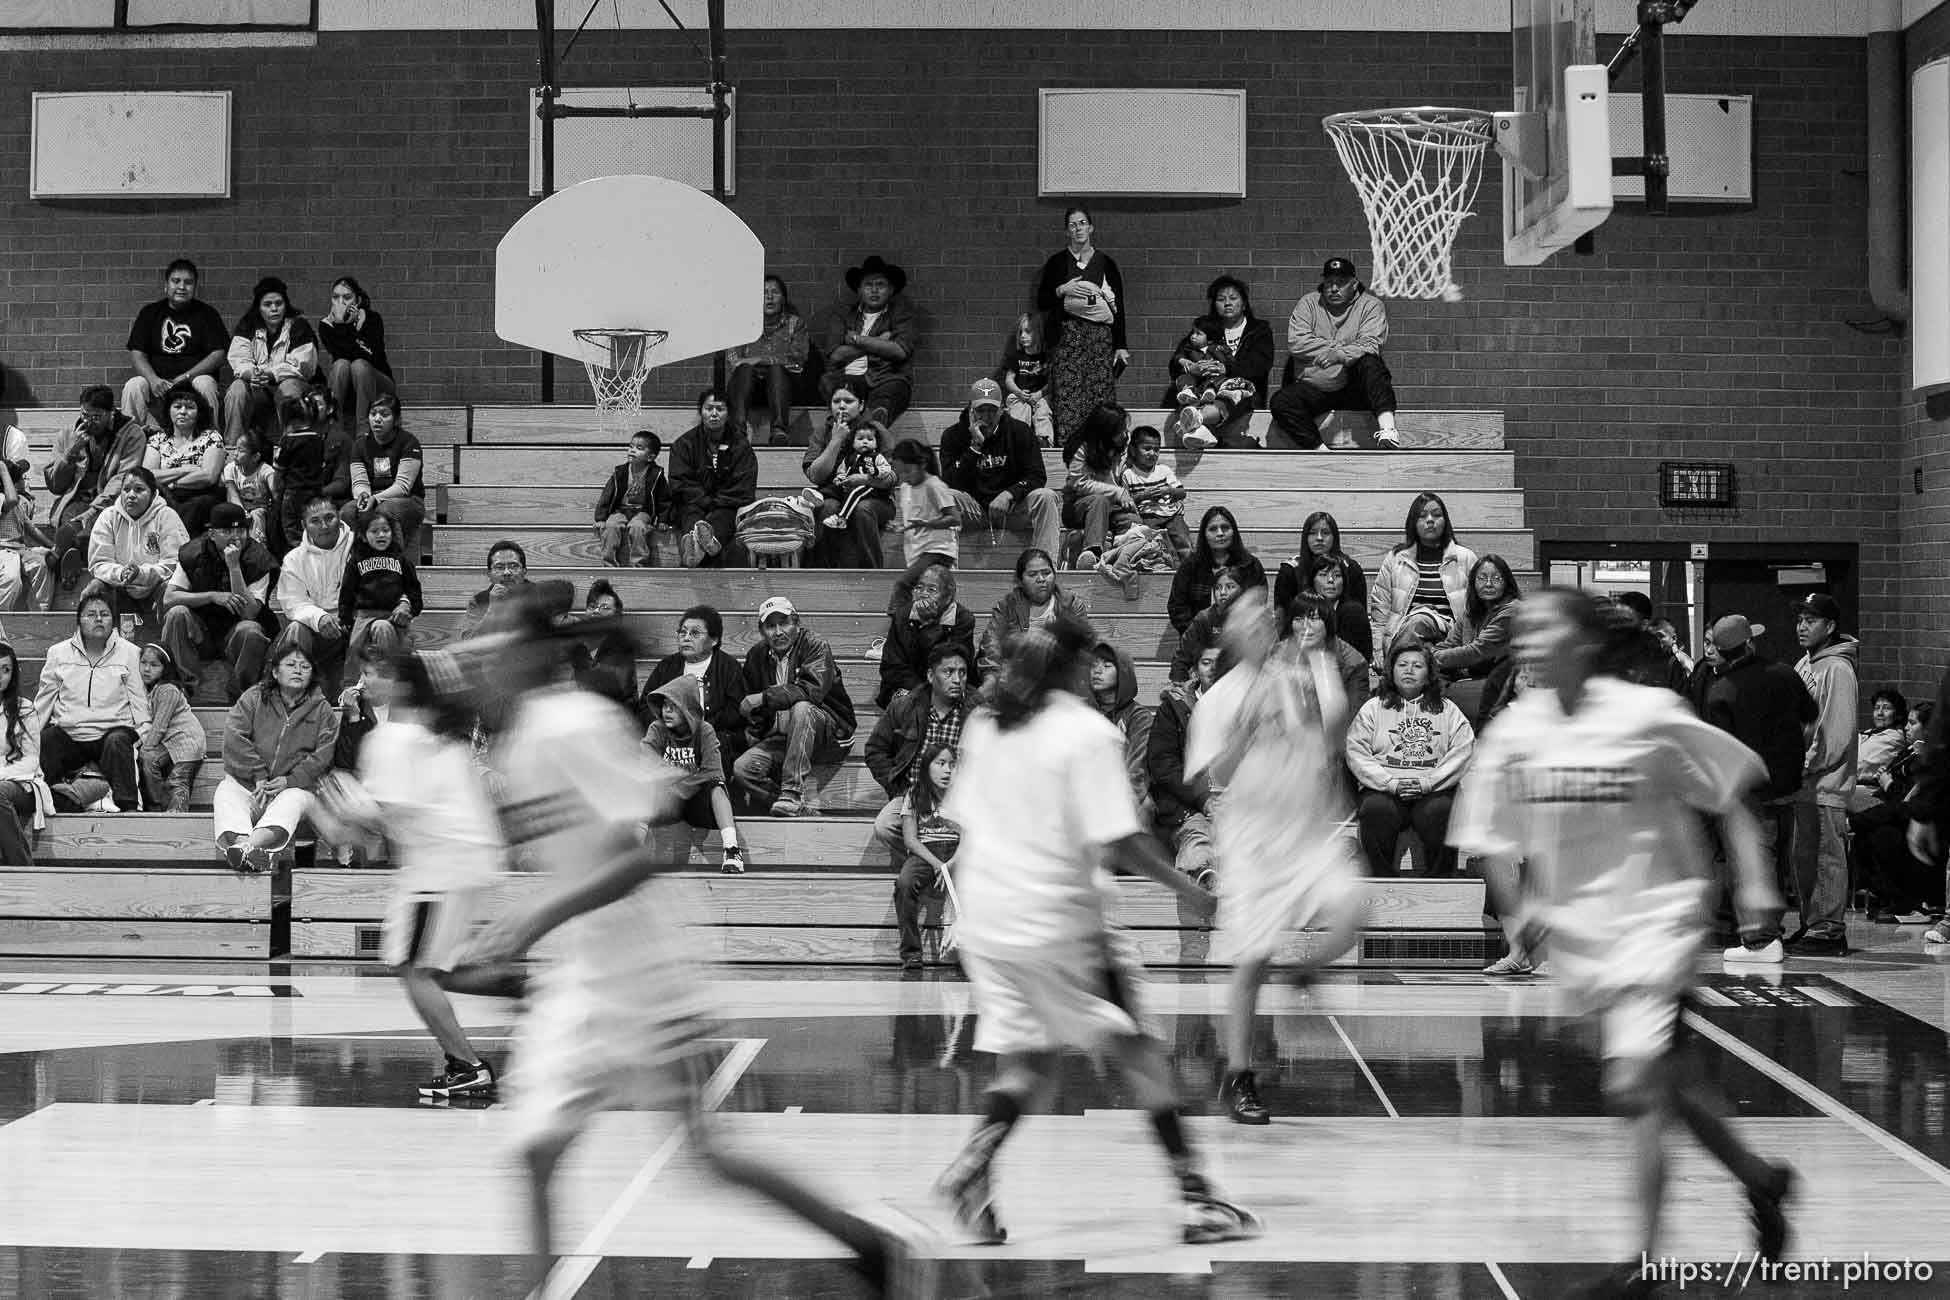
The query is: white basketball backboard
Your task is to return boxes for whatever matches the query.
[1499,0,1613,265]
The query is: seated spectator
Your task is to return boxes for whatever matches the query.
[222,277,319,447]
[803,383,892,569]
[1435,554,1522,721]
[222,436,276,551]
[137,643,203,813]
[978,547,1091,680]
[669,388,756,568]
[1858,688,1910,787]
[0,641,52,865]
[1273,510,1372,646]
[332,643,392,778]
[458,540,532,640]
[1088,638,1153,819]
[726,273,810,444]
[160,502,277,705]
[1346,641,1474,876]
[1062,402,1137,570]
[121,258,227,434]
[315,276,396,438]
[893,741,961,972]
[818,256,919,427]
[1855,701,1937,922]
[1150,641,1227,889]
[342,393,425,549]
[1170,565,1246,683]
[637,604,747,774]
[818,421,896,535]
[939,378,1061,561]
[593,429,671,568]
[85,467,188,626]
[1286,592,1371,706]
[565,579,637,707]
[1369,491,1476,655]
[1167,505,1267,634]
[642,675,745,874]
[879,563,976,708]
[271,391,341,551]
[867,640,973,855]
[1119,425,1191,562]
[1168,275,1275,451]
[731,597,855,817]
[215,626,340,872]
[996,312,1054,446]
[273,496,355,691]
[339,509,422,664]
[1269,256,1402,450]
[144,388,226,535]
[0,453,52,612]
[36,592,148,813]
[46,386,150,591]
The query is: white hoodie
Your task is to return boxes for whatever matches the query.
[274,519,354,632]
[87,497,187,597]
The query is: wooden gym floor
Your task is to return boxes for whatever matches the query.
[2,934,1949,1298]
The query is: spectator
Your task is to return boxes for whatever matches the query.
[1855,701,1935,924]
[726,273,810,444]
[593,429,671,568]
[978,547,1091,681]
[1269,256,1402,450]
[271,391,341,552]
[1369,491,1476,655]
[1908,666,1950,944]
[564,580,637,708]
[1286,592,1370,707]
[996,312,1054,446]
[143,388,226,535]
[46,386,150,591]
[1858,688,1910,786]
[641,674,745,873]
[879,563,977,708]
[222,276,319,447]
[892,741,961,972]
[817,422,896,535]
[1088,639,1153,819]
[1150,642,1226,889]
[273,496,355,690]
[160,502,277,705]
[866,640,973,857]
[818,256,919,427]
[342,393,426,549]
[890,439,959,574]
[1062,402,1136,570]
[315,276,395,438]
[332,642,392,780]
[732,597,855,817]
[1167,505,1267,635]
[1169,275,1275,451]
[137,643,203,814]
[215,626,340,873]
[458,540,532,640]
[0,641,52,864]
[84,467,188,626]
[1170,565,1245,683]
[1435,554,1522,720]
[803,383,891,569]
[0,453,51,612]
[1119,426,1191,562]
[121,258,227,434]
[637,605,747,775]
[1035,207,1130,450]
[1596,594,1690,697]
[1702,614,1815,966]
[1275,511,1370,613]
[939,378,1061,561]
[221,436,276,550]
[1788,593,1859,957]
[35,592,148,813]
[669,388,757,569]
[1347,640,1473,876]
[339,509,422,664]
[1650,617,1694,673]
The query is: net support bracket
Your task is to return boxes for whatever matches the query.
[1492,110,1547,180]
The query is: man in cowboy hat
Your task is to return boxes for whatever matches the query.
[819,254,921,428]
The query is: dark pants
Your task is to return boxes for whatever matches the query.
[41,725,141,811]
[1356,787,1457,876]
[1268,353,1398,449]
[286,624,348,699]
[1853,801,1942,913]
[161,606,271,704]
[0,780,37,865]
[1210,395,1262,449]
[728,362,794,441]
[894,855,945,962]
[1716,795,1793,943]
[812,497,891,569]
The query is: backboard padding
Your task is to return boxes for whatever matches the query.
[1502,0,1612,265]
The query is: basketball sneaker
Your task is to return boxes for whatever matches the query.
[419,1058,496,1100]
[1723,937,1785,964]
[1219,1069,1270,1125]
[934,1146,1007,1245]
[720,844,746,874]
[1483,953,1536,976]
[1179,1174,1262,1245]
[1748,1162,1796,1261]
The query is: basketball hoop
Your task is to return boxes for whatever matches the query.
[1322,106,1495,302]
[573,327,668,436]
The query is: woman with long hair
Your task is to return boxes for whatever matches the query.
[1037,206,1131,451]
[979,546,1092,681]
[215,626,341,872]
[0,641,52,864]
[1167,274,1274,450]
[144,386,226,535]
[803,379,894,568]
[1061,401,1135,569]
[1368,490,1478,655]
[726,273,810,443]
[1345,639,1475,877]
[1435,553,1523,720]
[221,276,318,446]
[1167,504,1267,634]
[316,275,396,438]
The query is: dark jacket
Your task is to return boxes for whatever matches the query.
[1273,551,1371,614]
[1906,665,1950,831]
[939,409,1047,505]
[1164,314,1273,404]
[979,584,1092,680]
[865,689,973,797]
[1170,604,1229,683]
[173,534,279,639]
[594,460,672,526]
[1703,649,1818,802]
[741,626,856,740]
[818,296,920,389]
[638,649,747,776]
[668,425,758,520]
[878,600,978,707]
[1167,550,1267,634]
[1092,639,1154,813]
[316,308,393,377]
[1035,248,1128,352]
[1148,679,1207,826]
[338,536,423,623]
[223,682,341,790]
[333,698,383,771]
[568,628,638,708]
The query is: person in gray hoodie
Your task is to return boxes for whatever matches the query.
[1788,593,1859,956]
[640,673,743,873]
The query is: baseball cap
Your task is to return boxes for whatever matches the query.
[1708,614,1764,651]
[1795,593,1842,623]
[757,595,797,624]
[968,378,1003,409]
[207,502,248,529]
[1321,257,1357,280]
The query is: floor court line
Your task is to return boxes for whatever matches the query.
[1485,1259,1521,1299]
[1326,1015,1399,1119]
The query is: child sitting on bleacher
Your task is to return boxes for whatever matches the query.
[894,740,961,971]
[137,643,203,813]
[222,437,276,549]
[1118,425,1191,562]
[0,453,53,611]
[998,312,1055,446]
[819,423,896,532]
[271,393,335,551]
[593,429,672,567]
[339,510,422,664]
[640,674,744,874]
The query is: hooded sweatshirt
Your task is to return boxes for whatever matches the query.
[1148,677,1208,825]
[35,629,149,741]
[1287,286,1389,391]
[1345,691,1475,794]
[1795,635,1860,808]
[639,675,725,800]
[88,496,188,597]
[939,408,1047,506]
[274,520,355,633]
[338,533,424,624]
[1091,639,1154,810]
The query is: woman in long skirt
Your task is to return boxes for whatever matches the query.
[1035,206,1130,453]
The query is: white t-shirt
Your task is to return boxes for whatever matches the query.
[358,718,503,893]
[898,475,960,567]
[941,694,1142,954]
[845,309,885,376]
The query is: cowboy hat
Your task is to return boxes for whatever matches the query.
[844,255,908,295]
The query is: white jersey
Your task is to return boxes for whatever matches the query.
[941,694,1143,955]
[358,718,504,894]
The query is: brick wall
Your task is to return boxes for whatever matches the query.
[0,28,1908,692]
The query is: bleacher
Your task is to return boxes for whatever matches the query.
[0,401,1530,966]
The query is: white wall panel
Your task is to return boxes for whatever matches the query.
[30,91,230,198]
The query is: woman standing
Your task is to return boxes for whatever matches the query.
[215,627,340,873]
[316,276,396,438]
[0,642,53,864]
[726,274,810,445]
[1036,207,1131,454]
[144,389,226,535]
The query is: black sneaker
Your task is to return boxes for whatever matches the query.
[1220,1069,1270,1125]
[1181,1183,1262,1244]
[934,1155,1007,1245]
[1786,932,1848,957]
[1749,1162,1796,1262]
[419,1060,496,1099]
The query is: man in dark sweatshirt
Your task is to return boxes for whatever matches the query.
[938,378,1060,559]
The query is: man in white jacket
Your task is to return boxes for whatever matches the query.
[84,467,187,626]
[36,591,150,812]
[274,495,354,693]
[1268,257,1402,450]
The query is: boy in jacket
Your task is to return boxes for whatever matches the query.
[593,430,673,567]
[641,675,744,873]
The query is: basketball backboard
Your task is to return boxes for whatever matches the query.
[1499,0,1612,265]
[494,173,763,369]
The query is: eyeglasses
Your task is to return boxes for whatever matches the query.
[489,563,525,577]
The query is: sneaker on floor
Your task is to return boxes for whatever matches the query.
[1181,1187,1262,1245]
[769,795,806,818]
[1181,426,1218,453]
[1073,548,1100,571]
[692,519,722,559]
[1482,953,1535,977]
[1219,1068,1270,1125]
[1924,922,1950,945]
[1748,1162,1796,1262]
[419,1060,496,1099]
[677,530,702,568]
[1722,937,1785,965]
[1786,932,1847,957]
[720,844,745,874]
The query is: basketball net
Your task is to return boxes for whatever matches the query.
[1322,107,1494,302]
[573,327,667,437]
